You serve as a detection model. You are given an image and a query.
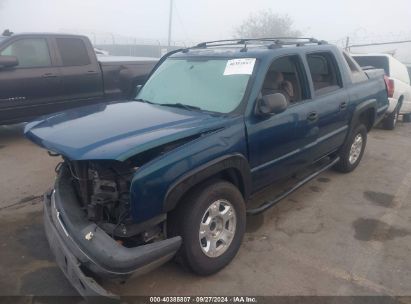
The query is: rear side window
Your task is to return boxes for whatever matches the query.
[306,52,342,96]
[56,38,90,66]
[353,56,389,76]
[0,38,51,68]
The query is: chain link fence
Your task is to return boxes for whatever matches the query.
[94,44,182,58]
[59,30,189,58]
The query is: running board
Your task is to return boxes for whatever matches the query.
[246,157,340,215]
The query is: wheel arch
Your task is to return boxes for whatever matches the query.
[398,95,404,109]
[359,108,376,131]
[163,154,252,213]
[351,100,377,132]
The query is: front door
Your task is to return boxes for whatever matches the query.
[246,55,318,191]
[0,37,63,112]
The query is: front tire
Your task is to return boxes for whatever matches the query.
[334,124,367,173]
[170,180,246,275]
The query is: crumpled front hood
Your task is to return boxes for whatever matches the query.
[25,101,224,161]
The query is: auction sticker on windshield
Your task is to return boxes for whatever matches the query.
[224,58,256,75]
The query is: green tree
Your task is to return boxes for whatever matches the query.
[234,10,301,38]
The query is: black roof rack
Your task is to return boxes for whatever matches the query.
[195,37,327,49]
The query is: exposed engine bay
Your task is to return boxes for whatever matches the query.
[53,134,204,246]
[64,159,163,246]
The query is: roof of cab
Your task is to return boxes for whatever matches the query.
[0,32,89,41]
[170,37,331,60]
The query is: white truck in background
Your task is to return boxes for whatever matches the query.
[352,54,411,129]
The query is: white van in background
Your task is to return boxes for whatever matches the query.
[352,54,411,129]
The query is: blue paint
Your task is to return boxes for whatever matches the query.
[25,43,389,223]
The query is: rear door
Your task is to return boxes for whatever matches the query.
[0,37,63,110]
[304,51,350,159]
[53,36,103,100]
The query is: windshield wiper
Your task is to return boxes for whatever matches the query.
[159,103,202,111]
[136,99,204,112]
[134,98,155,104]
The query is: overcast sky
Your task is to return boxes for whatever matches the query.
[1,0,410,47]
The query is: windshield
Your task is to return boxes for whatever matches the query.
[137,58,255,113]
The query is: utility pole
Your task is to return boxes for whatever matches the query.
[345,36,350,51]
[167,0,173,47]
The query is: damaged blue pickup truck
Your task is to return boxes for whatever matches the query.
[25,38,389,300]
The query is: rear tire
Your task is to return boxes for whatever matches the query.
[334,124,367,173]
[169,180,246,275]
[383,104,400,130]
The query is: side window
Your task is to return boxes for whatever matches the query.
[262,55,308,103]
[56,38,90,66]
[0,38,51,68]
[342,51,368,83]
[306,52,342,96]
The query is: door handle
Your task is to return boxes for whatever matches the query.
[340,101,348,110]
[307,111,318,122]
[42,73,57,78]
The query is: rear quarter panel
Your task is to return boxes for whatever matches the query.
[351,69,388,125]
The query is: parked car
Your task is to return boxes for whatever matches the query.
[352,53,411,129]
[0,32,158,124]
[25,38,388,299]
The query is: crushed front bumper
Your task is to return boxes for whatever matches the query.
[43,170,182,300]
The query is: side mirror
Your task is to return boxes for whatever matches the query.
[256,93,288,116]
[0,55,18,69]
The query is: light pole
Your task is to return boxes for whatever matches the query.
[167,0,173,47]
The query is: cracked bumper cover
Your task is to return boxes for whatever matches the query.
[43,170,182,299]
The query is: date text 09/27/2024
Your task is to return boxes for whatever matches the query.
[149,296,258,303]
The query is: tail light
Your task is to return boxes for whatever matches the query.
[384,75,394,98]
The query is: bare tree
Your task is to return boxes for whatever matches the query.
[234,10,301,38]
